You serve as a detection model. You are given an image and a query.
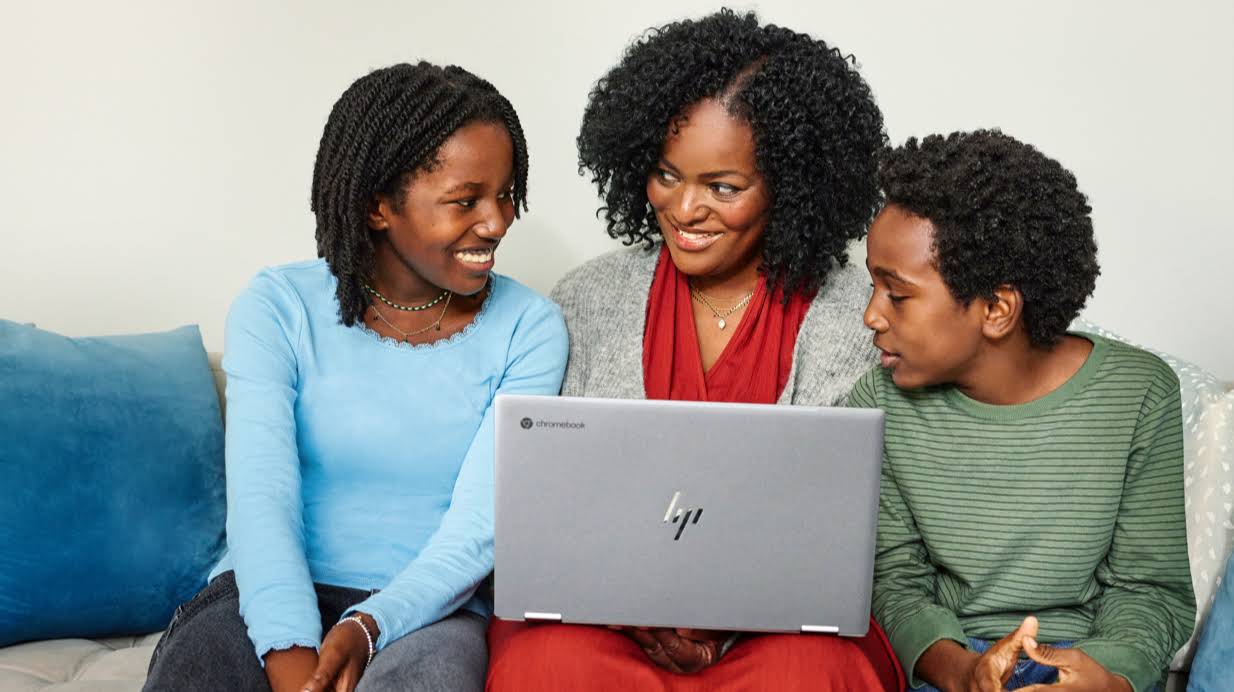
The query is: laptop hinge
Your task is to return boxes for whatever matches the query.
[524,611,563,622]
[801,625,839,634]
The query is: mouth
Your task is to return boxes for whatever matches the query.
[667,219,723,252]
[876,345,901,369]
[454,245,496,270]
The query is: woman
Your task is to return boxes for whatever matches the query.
[486,10,902,691]
[143,63,568,692]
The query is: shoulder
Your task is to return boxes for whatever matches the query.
[488,274,568,353]
[233,259,333,312]
[490,274,564,325]
[816,259,872,310]
[1085,333,1181,408]
[550,244,659,309]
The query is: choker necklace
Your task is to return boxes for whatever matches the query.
[689,283,755,330]
[363,282,449,312]
[368,291,453,342]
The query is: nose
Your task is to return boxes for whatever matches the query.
[863,295,888,333]
[674,184,709,226]
[473,201,511,240]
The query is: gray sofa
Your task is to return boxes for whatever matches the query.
[2,333,1230,691]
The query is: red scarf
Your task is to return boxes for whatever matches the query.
[643,246,813,404]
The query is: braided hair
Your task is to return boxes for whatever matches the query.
[311,62,529,326]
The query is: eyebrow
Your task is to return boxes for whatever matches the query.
[442,182,482,195]
[658,159,752,182]
[869,265,918,287]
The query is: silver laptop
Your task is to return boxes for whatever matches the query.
[493,395,883,636]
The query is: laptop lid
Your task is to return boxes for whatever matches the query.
[493,395,883,635]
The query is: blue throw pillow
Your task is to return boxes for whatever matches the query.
[0,321,225,646]
[1190,547,1234,691]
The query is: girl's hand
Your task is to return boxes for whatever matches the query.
[301,613,379,692]
[264,647,318,692]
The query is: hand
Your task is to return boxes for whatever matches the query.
[263,647,318,692]
[616,626,731,673]
[1018,638,1132,692]
[963,616,1042,692]
[302,613,380,692]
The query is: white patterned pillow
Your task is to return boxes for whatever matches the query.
[1072,318,1234,670]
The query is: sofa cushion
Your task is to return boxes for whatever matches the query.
[0,321,226,647]
[1073,319,1234,670]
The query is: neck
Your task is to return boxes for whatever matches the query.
[369,235,442,304]
[687,257,761,301]
[953,332,1092,405]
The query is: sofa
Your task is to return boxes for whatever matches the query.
[1,326,1231,691]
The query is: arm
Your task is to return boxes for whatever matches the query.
[1073,374,1195,692]
[222,273,322,660]
[346,301,569,648]
[849,372,970,689]
[549,272,587,397]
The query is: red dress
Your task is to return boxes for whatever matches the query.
[487,248,904,691]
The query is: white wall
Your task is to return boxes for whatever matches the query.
[2,0,1231,379]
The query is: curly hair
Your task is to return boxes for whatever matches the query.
[576,9,886,296]
[311,62,529,326]
[879,130,1100,348]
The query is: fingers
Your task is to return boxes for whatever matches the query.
[627,628,678,671]
[302,642,345,692]
[652,629,715,673]
[674,628,731,642]
[1022,635,1076,669]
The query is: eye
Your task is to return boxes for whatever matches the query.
[710,182,739,197]
[888,294,907,304]
[453,198,477,209]
[496,187,515,200]
[655,168,679,184]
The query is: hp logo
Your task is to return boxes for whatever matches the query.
[520,417,533,430]
[662,491,703,540]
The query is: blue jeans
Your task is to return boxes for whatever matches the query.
[914,637,1073,691]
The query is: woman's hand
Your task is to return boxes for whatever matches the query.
[263,647,319,692]
[301,612,380,692]
[1017,638,1132,692]
[615,626,731,673]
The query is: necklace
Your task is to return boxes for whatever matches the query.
[367,291,453,342]
[689,284,755,330]
[363,282,449,312]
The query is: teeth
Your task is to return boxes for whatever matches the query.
[455,249,493,263]
[677,227,720,241]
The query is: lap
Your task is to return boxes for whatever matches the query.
[356,610,488,692]
[486,619,903,692]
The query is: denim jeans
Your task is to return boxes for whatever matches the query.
[914,637,1073,691]
[143,571,487,692]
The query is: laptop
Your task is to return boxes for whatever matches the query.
[493,395,884,636]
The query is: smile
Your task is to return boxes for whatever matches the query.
[455,247,495,267]
[670,222,723,251]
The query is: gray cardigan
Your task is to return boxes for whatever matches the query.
[549,244,878,406]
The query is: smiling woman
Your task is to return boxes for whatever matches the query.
[140,62,568,692]
[485,9,902,692]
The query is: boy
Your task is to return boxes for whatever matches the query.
[849,131,1194,692]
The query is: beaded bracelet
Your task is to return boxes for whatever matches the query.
[339,615,375,669]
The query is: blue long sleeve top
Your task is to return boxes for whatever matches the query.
[210,259,568,660]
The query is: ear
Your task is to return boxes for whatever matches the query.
[367,195,394,232]
[980,284,1023,341]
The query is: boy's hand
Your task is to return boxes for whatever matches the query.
[961,616,1040,692]
[1017,638,1132,692]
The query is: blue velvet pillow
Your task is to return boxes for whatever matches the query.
[0,321,225,645]
[1190,548,1234,691]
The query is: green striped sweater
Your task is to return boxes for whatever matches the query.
[848,333,1195,692]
